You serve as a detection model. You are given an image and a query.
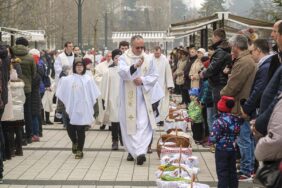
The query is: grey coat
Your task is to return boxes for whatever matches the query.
[255,93,282,161]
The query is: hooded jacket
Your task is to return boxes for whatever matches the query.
[12,45,36,93]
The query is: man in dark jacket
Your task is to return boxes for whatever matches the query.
[12,37,36,144]
[200,28,232,110]
[267,20,282,82]
[242,39,272,119]
[0,44,10,184]
[255,22,282,136]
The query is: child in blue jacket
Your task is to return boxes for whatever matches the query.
[209,96,243,188]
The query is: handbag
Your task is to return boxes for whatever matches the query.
[254,160,282,188]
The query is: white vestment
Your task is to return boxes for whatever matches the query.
[56,74,100,125]
[118,49,158,158]
[100,66,120,122]
[54,52,74,87]
[94,60,112,124]
[152,54,174,122]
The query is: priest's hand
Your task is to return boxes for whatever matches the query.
[134,56,144,68]
[133,77,143,86]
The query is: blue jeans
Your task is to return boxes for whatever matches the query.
[0,110,5,179]
[237,121,254,176]
[207,107,215,132]
[32,115,40,136]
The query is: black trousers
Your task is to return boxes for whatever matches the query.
[191,122,204,142]
[24,93,32,139]
[67,124,86,151]
[2,125,22,159]
[201,106,210,137]
[174,84,182,95]
[181,88,190,105]
[215,149,238,188]
[111,122,122,142]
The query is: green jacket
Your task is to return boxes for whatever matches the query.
[12,45,36,93]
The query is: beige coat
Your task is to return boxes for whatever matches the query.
[189,58,202,88]
[173,59,187,85]
[255,93,282,161]
[220,50,257,115]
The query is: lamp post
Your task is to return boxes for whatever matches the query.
[75,0,84,49]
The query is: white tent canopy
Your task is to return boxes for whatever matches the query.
[0,27,45,42]
[112,31,174,43]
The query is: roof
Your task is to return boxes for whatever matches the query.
[0,27,45,42]
[168,12,274,37]
[112,31,174,43]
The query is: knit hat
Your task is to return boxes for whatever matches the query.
[83,57,92,65]
[112,49,122,60]
[217,96,235,113]
[16,37,29,47]
[189,88,200,97]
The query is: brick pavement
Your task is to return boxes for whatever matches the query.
[1,123,260,188]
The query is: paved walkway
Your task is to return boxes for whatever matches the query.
[2,122,259,188]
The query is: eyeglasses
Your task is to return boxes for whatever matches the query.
[135,46,145,50]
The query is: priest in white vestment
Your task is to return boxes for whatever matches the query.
[94,52,113,129]
[152,47,174,125]
[118,35,159,165]
[54,42,75,87]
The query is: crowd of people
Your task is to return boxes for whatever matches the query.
[0,20,281,187]
[169,21,282,187]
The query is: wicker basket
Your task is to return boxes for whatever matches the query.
[157,132,190,158]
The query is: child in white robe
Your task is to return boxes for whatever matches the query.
[56,58,100,159]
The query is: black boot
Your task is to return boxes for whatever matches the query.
[127,153,134,161]
[45,112,53,125]
[100,124,106,130]
[136,154,146,165]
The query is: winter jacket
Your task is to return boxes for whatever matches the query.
[12,45,36,93]
[267,53,280,82]
[183,56,197,89]
[220,50,257,115]
[0,45,10,109]
[202,40,232,88]
[199,79,213,107]
[189,58,202,88]
[242,55,272,118]
[255,93,282,161]
[37,59,51,94]
[1,80,25,121]
[256,63,282,136]
[188,100,203,123]
[209,112,242,151]
[31,73,41,115]
[174,59,187,85]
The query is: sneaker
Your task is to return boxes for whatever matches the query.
[75,151,83,159]
[209,145,215,153]
[238,172,252,182]
[112,141,118,150]
[31,136,39,142]
[0,178,3,184]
